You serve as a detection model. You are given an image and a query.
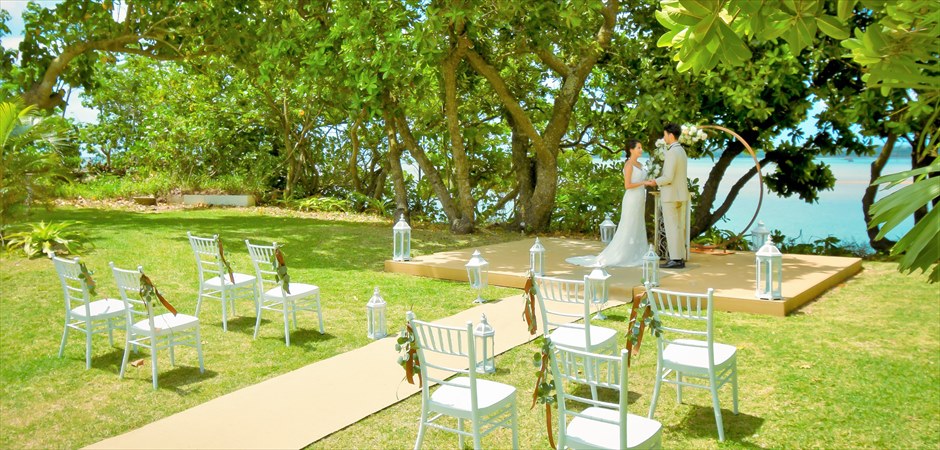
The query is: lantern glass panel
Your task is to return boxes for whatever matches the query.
[393,218,411,261]
[366,287,388,339]
[642,244,659,286]
[529,238,545,276]
[474,314,496,374]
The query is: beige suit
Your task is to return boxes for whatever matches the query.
[655,142,689,260]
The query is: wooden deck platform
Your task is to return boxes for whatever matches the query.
[385,237,862,316]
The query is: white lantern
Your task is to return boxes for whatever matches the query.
[755,237,783,300]
[586,264,611,320]
[473,314,496,374]
[529,237,545,276]
[642,244,660,287]
[465,250,489,304]
[366,287,387,339]
[749,221,770,252]
[600,215,616,243]
[393,216,411,261]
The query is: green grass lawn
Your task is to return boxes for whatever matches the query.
[1,207,938,449]
[315,262,940,449]
[0,206,520,449]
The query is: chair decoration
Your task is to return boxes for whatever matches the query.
[521,274,538,335]
[78,262,97,296]
[139,273,178,316]
[396,321,422,387]
[531,336,557,449]
[217,239,236,283]
[270,244,291,294]
[625,291,661,366]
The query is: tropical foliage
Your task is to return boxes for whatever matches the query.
[1,1,936,276]
[0,100,73,222]
[653,0,939,280]
[2,220,89,258]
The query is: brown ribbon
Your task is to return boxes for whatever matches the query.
[78,262,97,297]
[218,239,236,283]
[522,277,538,335]
[403,323,422,387]
[274,247,286,268]
[140,273,178,316]
[273,247,291,294]
[531,347,556,449]
[626,291,652,367]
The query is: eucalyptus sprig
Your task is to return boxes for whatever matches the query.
[522,272,538,335]
[270,244,290,294]
[217,238,236,283]
[396,322,421,387]
[77,262,96,297]
[625,292,662,366]
[531,336,557,449]
[139,273,178,316]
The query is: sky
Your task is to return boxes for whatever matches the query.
[3,0,99,123]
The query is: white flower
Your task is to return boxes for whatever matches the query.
[689,125,698,135]
[698,130,707,141]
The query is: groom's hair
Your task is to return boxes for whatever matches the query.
[664,123,681,139]
[624,139,640,157]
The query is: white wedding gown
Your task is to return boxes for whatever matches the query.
[567,163,648,268]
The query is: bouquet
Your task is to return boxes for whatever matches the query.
[647,124,707,180]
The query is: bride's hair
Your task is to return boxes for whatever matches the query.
[624,139,641,158]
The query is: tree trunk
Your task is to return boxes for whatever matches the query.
[862,134,897,252]
[441,35,475,233]
[507,112,534,229]
[382,111,409,221]
[526,150,559,230]
[383,94,465,231]
[348,108,366,194]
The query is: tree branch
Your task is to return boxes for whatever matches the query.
[708,155,770,230]
[535,48,571,77]
[463,40,546,152]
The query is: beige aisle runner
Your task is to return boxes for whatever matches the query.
[87,294,626,449]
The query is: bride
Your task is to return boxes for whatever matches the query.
[567,139,649,267]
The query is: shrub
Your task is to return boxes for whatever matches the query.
[3,220,91,258]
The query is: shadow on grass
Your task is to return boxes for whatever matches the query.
[117,366,220,394]
[221,316,263,335]
[43,208,514,274]
[88,347,129,372]
[668,405,766,445]
[568,384,643,406]
[257,329,336,348]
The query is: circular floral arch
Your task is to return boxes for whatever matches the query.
[698,125,764,247]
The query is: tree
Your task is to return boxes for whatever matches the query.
[574,2,863,239]
[457,0,621,231]
[79,56,276,189]
[4,1,247,111]
[654,0,939,281]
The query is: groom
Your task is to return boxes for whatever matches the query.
[646,123,689,269]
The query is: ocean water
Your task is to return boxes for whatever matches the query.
[686,156,915,248]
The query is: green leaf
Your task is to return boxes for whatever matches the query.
[837,0,857,20]
[657,27,682,48]
[816,15,849,40]
[678,0,715,17]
